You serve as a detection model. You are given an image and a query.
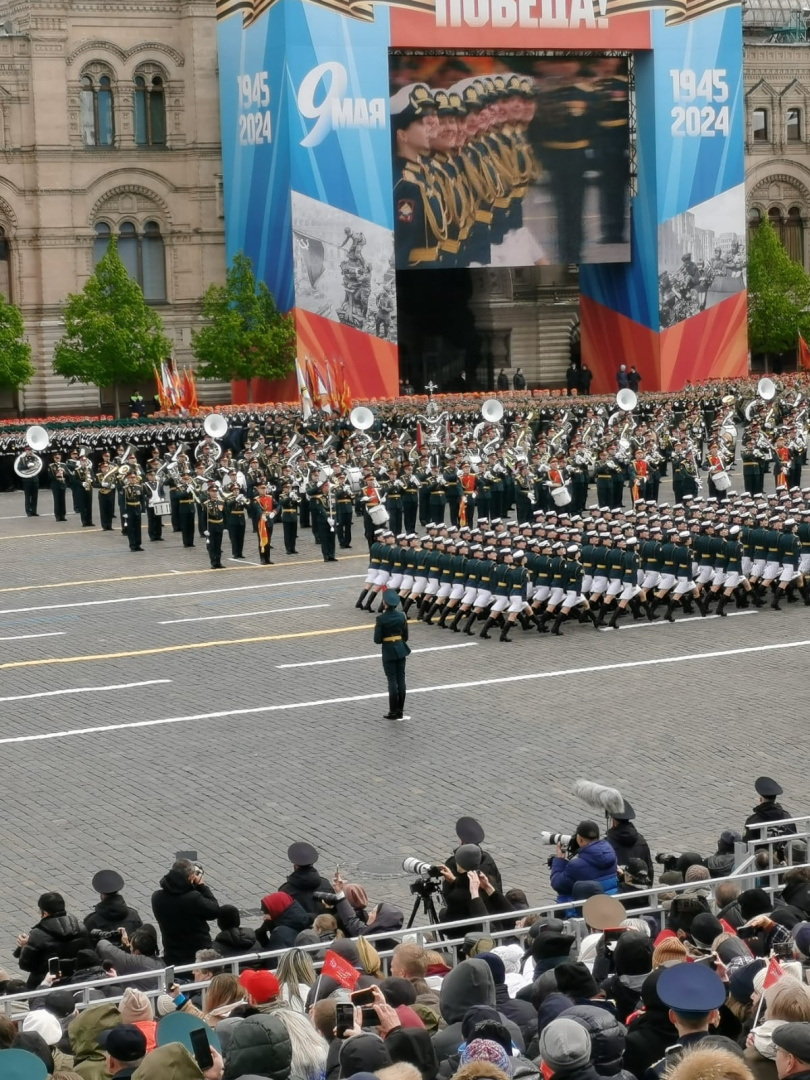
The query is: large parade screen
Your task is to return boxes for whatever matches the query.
[389,54,631,271]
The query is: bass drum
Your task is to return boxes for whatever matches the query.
[368,503,390,526]
[550,485,572,507]
[712,471,732,491]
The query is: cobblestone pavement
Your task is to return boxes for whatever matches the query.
[0,485,806,968]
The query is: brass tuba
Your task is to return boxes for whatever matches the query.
[14,425,49,479]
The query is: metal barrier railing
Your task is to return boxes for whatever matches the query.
[2,818,807,1017]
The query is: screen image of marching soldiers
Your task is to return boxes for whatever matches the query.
[389,54,632,271]
[657,184,747,329]
[291,191,397,342]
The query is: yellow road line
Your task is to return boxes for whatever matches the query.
[0,624,371,670]
[0,553,366,594]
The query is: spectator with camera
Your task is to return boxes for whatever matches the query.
[605,805,653,884]
[438,845,514,924]
[151,858,222,966]
[255,893,311,954]
[94,925,164,992]
[550,823,619,905]
[331,871,405,943]
[13,891,91,989]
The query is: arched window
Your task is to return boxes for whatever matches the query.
[785,206,804,265]
[80,73,114,146]
[134,74,166,146]
[92,218,166,301]
[768,205,784,244]
[747,206,762,247]
[93,222,111,264]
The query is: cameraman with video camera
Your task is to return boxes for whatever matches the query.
[549,821,618,904]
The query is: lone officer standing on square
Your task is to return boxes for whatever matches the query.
[374,588,411,722]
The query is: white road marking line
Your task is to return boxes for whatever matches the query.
[0,515,33,520]
[0,631,66,642]
[277,642,477,668]
[0,574,365,616]
[228,558,261,566]
[2,637,806,746]
[160,604,330,625]
[0,679,171,704]
[616,610,758,630]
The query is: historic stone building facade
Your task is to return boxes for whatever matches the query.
[744,7,810,272]
[0,0,226,415]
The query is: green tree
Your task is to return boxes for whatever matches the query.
[53,237,171,418]
[192,252,296,403]
[0,295,34,415]
[748,219,810,359]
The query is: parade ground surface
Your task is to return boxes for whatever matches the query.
[0,487,804,963]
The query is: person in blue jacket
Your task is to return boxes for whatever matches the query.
[550,820,618,903]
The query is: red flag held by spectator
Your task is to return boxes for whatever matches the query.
[763,956,783,990]
[321,949,359,990]
[799,334,810,372]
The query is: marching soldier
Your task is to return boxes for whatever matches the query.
[253,480,275,565]
[144,468,164,542]
[401,463,420,534]
[224,482,247,559]
[96,453,116,531]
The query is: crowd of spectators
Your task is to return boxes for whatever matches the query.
[3,794,810,1080]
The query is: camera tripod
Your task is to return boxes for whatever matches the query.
[406,878,442,929]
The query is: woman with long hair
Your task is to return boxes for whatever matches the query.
[276,947,316,1012]
[273,1005,329,1080]
[203,973,247,1024]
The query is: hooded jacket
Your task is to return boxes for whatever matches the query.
[561,1004,633,1079]
[255,899,312,953]
[431,960,524,1063]
[550,842,619,903]
[338,1033,392,1078]
[493,982,538,1044]
[151,870,221,965]
[386,1027,439,1080]
[278,866,333,919]
[780,878,810,917]
[68,1002,122,1080]
[215,925,260,959]
[600,935,653,1024]
[224,1013,293,1080]
[606,825,653,881]
[132,1042,205,1080]
[17,912,91,988]
[84,894,143,936]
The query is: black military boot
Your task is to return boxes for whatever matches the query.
[715,593,729,617]
[551,613,567,636]
[480,617,496,639]
[462,611,478,636]
[499,622,513,643]
[437,606,451,628]
[664,598,677,622]
[450,608,465,632]
[356,588,369,609]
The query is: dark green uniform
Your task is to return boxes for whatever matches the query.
[374,605,411,719]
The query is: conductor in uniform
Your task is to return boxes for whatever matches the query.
[374,588,410,722]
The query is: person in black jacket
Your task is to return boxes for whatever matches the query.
[622,969,678,1080]
[477,951,538,1045]
[606,802,653,883]
[84,870,142,938]
[743,776,796,844]
[214,905,259,959]
[438,845,514,924]
[278,842,332,922]
[445,818,503,893]
[14,892,91,988]
[255,893,311,955]
[150,859,221,965]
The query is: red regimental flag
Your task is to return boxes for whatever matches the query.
[763,956,784,990]
[321,949,360,989]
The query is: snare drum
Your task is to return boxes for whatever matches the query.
[551,485,572,507]
[151,499,172,517]
[368,503,390,526]
[713,471,731,491]
[346,466,363,493]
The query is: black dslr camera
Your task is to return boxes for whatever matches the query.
[403,857,443,898]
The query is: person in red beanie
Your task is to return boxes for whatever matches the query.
[256,892,311,953]
[239,968,281,1009]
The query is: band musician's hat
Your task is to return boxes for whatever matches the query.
[755,776,783,798]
